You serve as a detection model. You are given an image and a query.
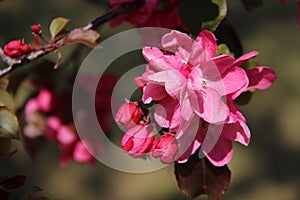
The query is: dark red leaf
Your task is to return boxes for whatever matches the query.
[0,189,9,200]
[0,175,27,190]
[174,153,231,199]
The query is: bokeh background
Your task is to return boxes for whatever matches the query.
[0,0,300,199]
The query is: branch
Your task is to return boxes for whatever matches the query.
[0,0,143,78]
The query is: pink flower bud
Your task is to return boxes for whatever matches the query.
[73,141,94,164]
[31,24,42,35]
[115,102,142,128]
[3,40,32,58]
[121,124,155,158]
[44,116,61,140]
[37,90,53,113]
[25,99,39,115]
[150,133,178,164]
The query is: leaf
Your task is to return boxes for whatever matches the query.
[0,175,27,190]
[202,0,227,31]
[234,91,253,106]
[61,28,100,48]
[214,19,243,57]
[179,0,219,36]
[175,153,231,199]
[49,17,70,39]
[0,89,15,111]
[0,77,9,90]
[240,0,263,11]
[216,44,234,57]
[0,106,20,140]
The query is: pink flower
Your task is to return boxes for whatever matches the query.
[138,30,249,124]
[3,40,32,58]
[115,102,143,128]
[108,0,183,29]
[24,99,39,115]
[73,141,94,164]
[150,133,178,163]
[56,125,77,145]
[134,29,277,166]
[36,89,53,113]
[121,124,155,157]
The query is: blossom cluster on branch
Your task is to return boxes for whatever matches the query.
[116,29,276,166]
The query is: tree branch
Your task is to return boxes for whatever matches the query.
[0,0,143,78]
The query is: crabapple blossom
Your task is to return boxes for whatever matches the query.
[114,29,276,166]
[121,124,155,157]
[108,0,183,29]
[115,101,143,128]
[150,133,178,163]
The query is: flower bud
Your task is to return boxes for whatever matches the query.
[121,124,155,158]
[31,24,42,35]
[73,141,94,164]
[150,133,178,164]
[3,40,32,58]
[115,102,142,128]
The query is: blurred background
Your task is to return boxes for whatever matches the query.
[0,0,300,199]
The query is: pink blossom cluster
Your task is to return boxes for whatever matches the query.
[25,89,95,167]
[115,30,276,166]
[108,0,183,29]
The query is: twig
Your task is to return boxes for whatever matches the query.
[0,0,143,78]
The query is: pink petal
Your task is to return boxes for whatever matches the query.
[221,121,251,146]
[135,65,155,88]
[246,66,277,90]
[198,88,228,124]
[220,66,249,96]
[142,83,167,104]
[204,137,233,167]
[142,47,182,71]
[195,30,218,58]
[154,96,179,128]
[234,51,259,66]
[148,69,185,99]
[161,30,192,58]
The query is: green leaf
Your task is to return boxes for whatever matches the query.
[202,0,227,31]
[49,17,70,39]
[61,28,100,48]
[0,107,19,140]
[216,44,234,56]
[0,89,15,111]
[0,77,9,90]
[175,153,231,199]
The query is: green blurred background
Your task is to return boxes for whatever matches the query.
[0,0,300,199]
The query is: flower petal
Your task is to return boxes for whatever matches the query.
[142,83,167,104]
[246,66,277,90]
[148,69,185,99]
[234,51,259,66]
[203,137,233,167]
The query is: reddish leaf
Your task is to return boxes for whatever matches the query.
[175,153,231,199]
[61,28,100,48]
[0,175,27,190]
